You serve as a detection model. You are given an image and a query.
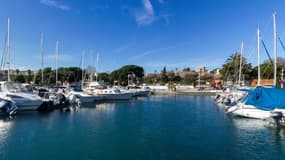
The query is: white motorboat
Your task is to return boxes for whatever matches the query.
[126,85,151,97]
[227,103,271,119]
[215,90,247,109]
[66,86,102,104]
[0,81,44,111]
[85,81,133,100]
[0,19,43,111]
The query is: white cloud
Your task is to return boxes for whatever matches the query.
[135,0,155,26]
[128,42,191,61]
[40,0,71,11]
[128,46,175,61]
[133,0,170,26]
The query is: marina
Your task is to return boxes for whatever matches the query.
[1,0,285,159]
[0,95,285,160]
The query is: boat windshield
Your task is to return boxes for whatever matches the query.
[3,82,23,92]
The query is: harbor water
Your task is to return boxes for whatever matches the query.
[0,95,285,160]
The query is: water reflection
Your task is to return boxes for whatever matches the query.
[0,118,14,150]
[0,96,284,160]
[95,102,116,112]
[231,118,267,130]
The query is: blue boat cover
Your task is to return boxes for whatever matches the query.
[245,86,285,110]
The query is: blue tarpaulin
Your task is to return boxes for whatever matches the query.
[245,86,285,110]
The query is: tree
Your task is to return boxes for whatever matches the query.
[167,71,182,83]
[182,72,198,85]
[143,73,158,84]
[264,57,285,65]
[183,67,191,72]
[159,66,168,84]
[251,61,285,81]
[167,71,175,81]
[220,52,252,83]
[36,67,55,85]
[172,75,182,83]
[15,69,20,75]
[110,65,144,85]
[25,69,33,83]
[35,67,83,85]
[201,72,213,81]
[13,75,25,83]
[97,72,110,83]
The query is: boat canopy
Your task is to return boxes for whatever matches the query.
[245,86,285,110]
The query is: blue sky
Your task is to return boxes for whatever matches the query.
[0,0,285,73]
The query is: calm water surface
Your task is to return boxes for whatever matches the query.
[0,95,285,160]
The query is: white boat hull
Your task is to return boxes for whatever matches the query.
[1,94,43,111]
[68,92,102,104]
[228,105,271,119]
[101,93,132,100]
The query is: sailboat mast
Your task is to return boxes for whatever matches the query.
[89,49,93,82]
[257,27,261,86]
[55,40,59,85]
[81,49,85,87]
[273,12,277,86]
[7,17,11,82]
[41,32,44,84]
[281,67,284,88]
[96,52,99,81]
[238,40,244,86]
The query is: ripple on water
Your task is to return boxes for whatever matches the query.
[0,95,285,160]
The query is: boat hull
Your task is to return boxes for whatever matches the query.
[228,106,270,119]
[101,93,132,100]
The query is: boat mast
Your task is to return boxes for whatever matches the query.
[81,49,85,87]
[7,17,11,82]
[96,52,99,81]
[281,67,284,88]
[41,32,44,84]
[257,27,261,86]
[55,40,59,85]
[273,12,277,86]
[238,40,244,86]
[89,49,93,82]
